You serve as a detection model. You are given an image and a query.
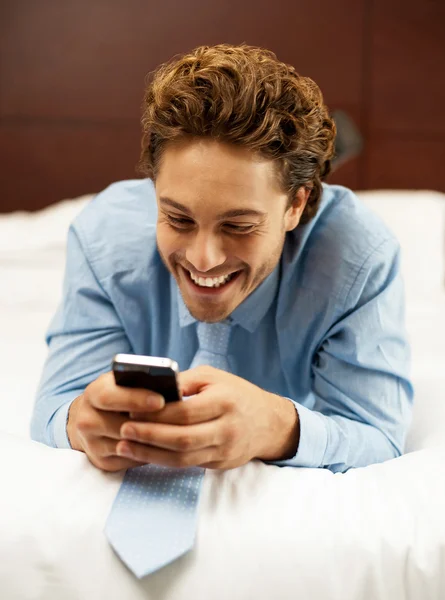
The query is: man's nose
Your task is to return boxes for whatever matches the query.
[185,230,227,273]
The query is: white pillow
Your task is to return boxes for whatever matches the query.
[356,190,445,300]
[0,194,93,253]
[1,426,445,600]
[0,194,93,313]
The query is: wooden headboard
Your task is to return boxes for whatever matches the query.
[1,0,444,213]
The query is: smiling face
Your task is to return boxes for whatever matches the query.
[155,137,308,323]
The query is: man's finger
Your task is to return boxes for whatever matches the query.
[89,377,165,413]
[178,365,219,397]
[90,437,148,470]
[116,439,218,468]
[120,419,221,452]
[82,410,130,441]
[128,389,224,425]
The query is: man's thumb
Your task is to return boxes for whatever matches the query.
[178,368,209,398]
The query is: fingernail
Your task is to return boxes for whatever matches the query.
[122,425,136,438]
[118,443,133,458]
[147,394,165,409]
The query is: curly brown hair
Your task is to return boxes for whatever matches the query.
[138,44,336,224]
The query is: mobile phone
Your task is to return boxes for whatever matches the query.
[112,354,181,402]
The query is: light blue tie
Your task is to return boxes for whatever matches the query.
[104,320,232,578]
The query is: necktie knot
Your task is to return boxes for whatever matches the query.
[196,321,231,356]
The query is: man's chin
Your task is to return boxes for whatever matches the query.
[177,283,236,322]
[183,299,233,323]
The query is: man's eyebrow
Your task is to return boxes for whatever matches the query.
[159,197,266,219]
[160,197,193,216]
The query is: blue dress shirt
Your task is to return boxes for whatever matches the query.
[30,179,413,473]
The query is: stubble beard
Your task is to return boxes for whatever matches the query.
[158,247,284,324]
[156,219,287,323]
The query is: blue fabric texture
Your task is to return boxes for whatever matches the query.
[104,321,231,578]
[30,179,413,473]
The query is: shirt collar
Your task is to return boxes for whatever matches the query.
[176,263,280,333]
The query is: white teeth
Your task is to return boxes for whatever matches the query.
[189,271,234,288]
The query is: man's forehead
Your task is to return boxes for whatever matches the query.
[157,138,282,190]
[155,138,287,215]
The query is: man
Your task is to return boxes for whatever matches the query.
[31,44,413,474]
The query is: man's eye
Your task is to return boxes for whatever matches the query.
[167,215,194,228]
[223,223,255,233]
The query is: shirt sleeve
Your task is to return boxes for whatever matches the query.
[266,237,414,473]
[30,224,132,448]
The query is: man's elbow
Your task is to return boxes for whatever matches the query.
[29,403,52,447]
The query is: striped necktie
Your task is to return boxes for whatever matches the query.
[104,320,232,578]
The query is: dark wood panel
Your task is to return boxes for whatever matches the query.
[4,0,443,211]
[0,115,362,213]
[0,122,142,212]
[327,105,363,191]
[0,0,364,120]
[370,0,445,134]
[328,156,361,192]
[364,136,445,191]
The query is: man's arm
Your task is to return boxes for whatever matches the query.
[264,237,414,472]
[30,224,132,448]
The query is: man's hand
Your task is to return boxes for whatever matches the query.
[116,366,300,470]
[66,372,165,472]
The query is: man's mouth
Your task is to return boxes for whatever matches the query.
[180,266,242,292]
[188,270,238,288]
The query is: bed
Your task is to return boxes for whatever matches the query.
[0,187,444,600]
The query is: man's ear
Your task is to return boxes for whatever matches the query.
[284,187,311,231]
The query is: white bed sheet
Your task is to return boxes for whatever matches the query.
[0,190,444,600]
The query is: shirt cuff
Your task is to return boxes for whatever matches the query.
[264,399,328,468]
[49,399,76,449]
